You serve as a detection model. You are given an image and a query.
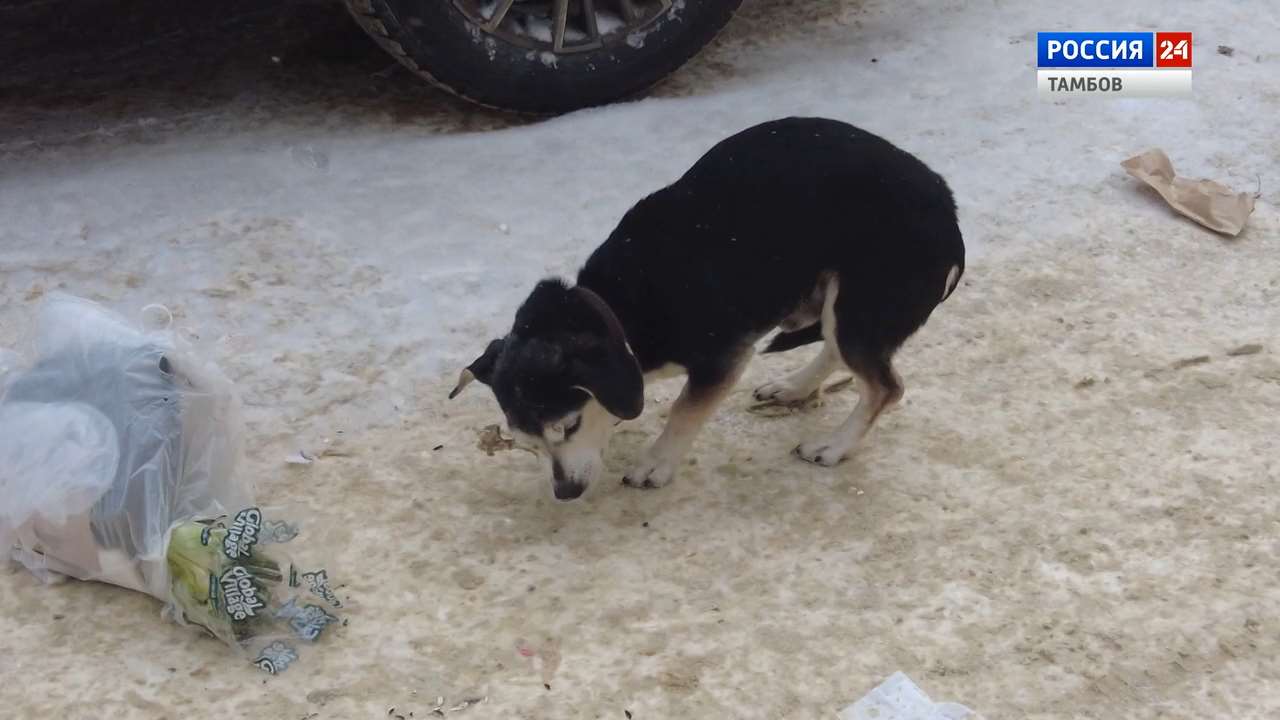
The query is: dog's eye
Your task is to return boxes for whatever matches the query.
[565,414,583,437]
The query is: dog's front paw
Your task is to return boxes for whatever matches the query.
[793,440,847,467]
[622,455,677,489]
[753,380,816,404]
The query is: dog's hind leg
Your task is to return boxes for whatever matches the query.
[754,340,839,403]
[794,350,903,467]
[792,275,908,466]
[754,276,841,404]
[624,351,752,489]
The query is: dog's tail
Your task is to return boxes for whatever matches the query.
[762,324,823,354]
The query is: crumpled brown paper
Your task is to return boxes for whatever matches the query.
[1122,149,1256,236]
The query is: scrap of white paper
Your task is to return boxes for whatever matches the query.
[838,672,975,720]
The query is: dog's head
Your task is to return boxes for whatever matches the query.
[450,279,643,501]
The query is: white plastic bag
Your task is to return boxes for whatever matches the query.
[0,294,246,594]
[0,400,121,584]
[0,294,343,672]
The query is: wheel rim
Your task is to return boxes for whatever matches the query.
[453,0,674,54]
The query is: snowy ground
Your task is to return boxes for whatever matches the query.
[2,0,1279,718]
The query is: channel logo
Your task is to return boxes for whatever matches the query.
[1037,32,1192,98]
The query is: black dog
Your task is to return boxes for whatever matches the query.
[451,117,965,500]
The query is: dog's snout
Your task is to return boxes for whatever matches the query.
[551,460,586,501]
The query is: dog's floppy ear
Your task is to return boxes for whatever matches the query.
[570,286,643,420]
[449,337,505,399]
[571,350,643,420]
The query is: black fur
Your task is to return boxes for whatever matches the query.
[762,324,823,354]
[576,117,963,377]
[462,116,963,448]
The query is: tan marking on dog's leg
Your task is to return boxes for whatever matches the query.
[794,382,893,466]
[795,360,903,467]
[624,353,752,489]
[793,275,906,466]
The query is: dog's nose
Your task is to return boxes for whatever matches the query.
[553,481,586,501]
[551,460,586,501]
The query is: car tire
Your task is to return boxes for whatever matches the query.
[345,0,742,114]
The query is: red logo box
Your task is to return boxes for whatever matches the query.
[1156,32,1193,67]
